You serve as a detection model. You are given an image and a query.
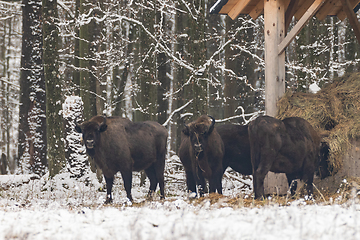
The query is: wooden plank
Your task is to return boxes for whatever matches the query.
[340,0,360,44]
[219,0,238,14]
[337,0,360,20]
[316,0,338,20]
[279,0,326,55]
[249,0,264,19]
[228,0,254,19]
[294,0,316,19]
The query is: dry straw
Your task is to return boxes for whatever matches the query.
[277,72,360,173]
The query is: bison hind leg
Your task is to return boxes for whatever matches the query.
[145,165,161,199]
[286,173,298,197]
[120,171,133,202]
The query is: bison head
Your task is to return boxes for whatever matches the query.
[183,115,215,156]
[75,116,107,154]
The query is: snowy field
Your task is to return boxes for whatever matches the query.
[0,168,360,240]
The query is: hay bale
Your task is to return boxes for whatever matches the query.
[277,72,360,173]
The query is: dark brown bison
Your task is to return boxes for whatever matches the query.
[180,123,252,195]
[248,115,321,199]
[75,115,168,203]
[216,124,252,175]
[179,115,224,197]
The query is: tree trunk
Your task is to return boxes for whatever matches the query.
[73,0,80,96]
[79,0,99,175]
[19,0,47,176]
[188,0,207,118]
[42,0,66,177]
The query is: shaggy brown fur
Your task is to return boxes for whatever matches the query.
[179,115,224,196]
[75,115,167,203]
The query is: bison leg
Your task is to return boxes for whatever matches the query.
[104,176,114,204]
[216,173,223,194]
[208,172,223,194]
[120,171,133,202]
[286,173,298,196]
[302,170,314,198]
[197,174,207,197]
[253,161,273,200]
[185,170,197,193]
[154,156,165,200]
[145,165,158,199]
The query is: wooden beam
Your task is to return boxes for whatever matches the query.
[264,0,288,195]
[264,0,285,116]
[340,0,360,45]
[279,0,325,55]
[294,0,316,19]
[316,0,338,20]
[337,0,360,20]
[249,0,264,19]
[228,0,254,19]
[285,0,301,31]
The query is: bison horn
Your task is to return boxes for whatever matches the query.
[75,117,82,133]
[208,115,215,134]
[182,121,190,136]
[99,115,108,132]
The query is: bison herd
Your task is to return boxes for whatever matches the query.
[75,114,327,203]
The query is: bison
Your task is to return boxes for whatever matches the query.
[216,124,252,176]
[248,115,321,199]
[75,115,168,203]
[179,115,224,197]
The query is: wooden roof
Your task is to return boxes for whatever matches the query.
[210,0,360,21]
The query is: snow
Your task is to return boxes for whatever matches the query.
[309,82,321,93]
[0,171,360,240]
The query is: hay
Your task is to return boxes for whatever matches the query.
[277,72,360,172]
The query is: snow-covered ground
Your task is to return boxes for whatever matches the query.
[0,170,359,240]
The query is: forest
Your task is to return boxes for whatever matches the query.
[0,0,360,178]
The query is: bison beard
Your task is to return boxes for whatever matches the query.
[75,115,168,203]
[248,116,321,200]
[179,115,224,197]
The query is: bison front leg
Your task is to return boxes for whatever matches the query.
[185,170,197,193]
[208,172,223,194]
[120,171,133,202]
[196,174,207,197]
[104,176,114,204]
[286,173,298,197]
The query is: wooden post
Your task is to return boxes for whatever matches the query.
[264,0,285,116]
[264,0,288,195]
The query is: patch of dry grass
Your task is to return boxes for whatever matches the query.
[277,72,360,172]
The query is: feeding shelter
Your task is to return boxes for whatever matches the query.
[210,0,360,195]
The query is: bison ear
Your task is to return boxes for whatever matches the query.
[182,125,190,136]
[99,124,107,132]
[208,115,215,134]
[75,125,82,133]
